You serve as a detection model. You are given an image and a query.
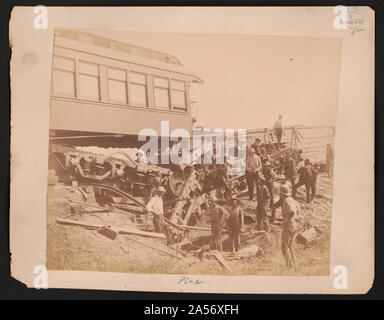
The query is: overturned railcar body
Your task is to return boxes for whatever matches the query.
[50,29,202,145]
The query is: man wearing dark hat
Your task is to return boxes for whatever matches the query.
[146,186,166,233]
[284,152,297,187]
[256,178,271,232]
[227,196,244,253]
[246,147,263,201]
[251,138,264,157]
[292,159,317,203]
[263,161,278,209]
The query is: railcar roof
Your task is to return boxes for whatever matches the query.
[55,29,183,66]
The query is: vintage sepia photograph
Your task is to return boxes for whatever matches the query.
[8,6,374,294]
[46,28,339,276]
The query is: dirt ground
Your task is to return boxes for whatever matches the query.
[46,173,333,276]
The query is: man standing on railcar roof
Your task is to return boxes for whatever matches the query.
[274,115,285,150]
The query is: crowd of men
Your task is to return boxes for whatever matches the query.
[246,138,319,205]
[145,116,333,269]
[245,135,324,266]
[146,144,320,269]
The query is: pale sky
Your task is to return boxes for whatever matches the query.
[83,29,342,130]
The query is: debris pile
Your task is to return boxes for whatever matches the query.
[46,141,333,275]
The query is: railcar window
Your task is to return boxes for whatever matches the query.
[51,56,76,97]
[154,77,170,110]
[108,67,127,104]
[171,80,187,111]
[78,61,100,101]
[129,71,147,107]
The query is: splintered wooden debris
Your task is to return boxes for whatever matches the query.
[212,251,233,271]
[297,226,322,245]
[56,217,166,239]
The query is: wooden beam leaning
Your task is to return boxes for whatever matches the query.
[55,217,166,239]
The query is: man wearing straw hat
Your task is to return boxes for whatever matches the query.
[207,194,227,251]
[146,186,167,234]
[227,196,244,253]
[263,161,278,209]
[277,184,299,268]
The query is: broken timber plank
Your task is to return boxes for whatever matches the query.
[224,256,243,261]
[169,199,187,224]
[170,247,188,258]
[163,217,186,230]
[55,218,166,239]
[119,226,166,239]
[120,246,129,254]
[125,236,182,259]
[77,186,88,200]
[170,238,192,248]
[167,239,191,257]
[181,225,211,232]
[163,217,211,232]
[56,217,104,229]
[181,199,197,225]
[111,203,146,214]
[66,198,107,210]
[66,198,136,217]
[212,251,233,272]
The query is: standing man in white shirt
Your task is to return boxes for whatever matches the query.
[274,115,285,150]
[246,148,263,201]
[146,186,166,234]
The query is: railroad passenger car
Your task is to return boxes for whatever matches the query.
[49,29,202,146]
